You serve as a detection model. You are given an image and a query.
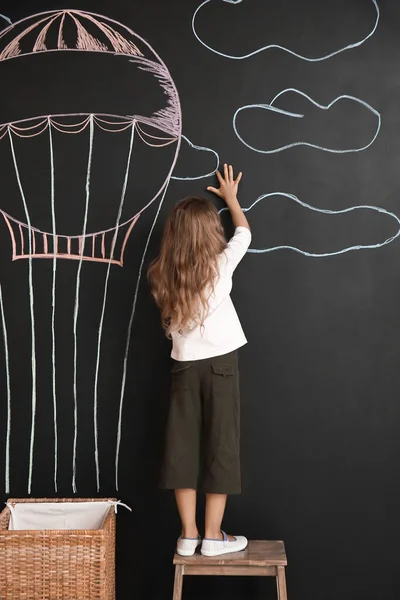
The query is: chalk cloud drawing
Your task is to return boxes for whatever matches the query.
[219,193,400,257]
[192,0,380,62]
[0,10,219,495]
[172,135,219,180]
[233,89,381,154]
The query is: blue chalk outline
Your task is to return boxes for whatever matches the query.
[233,89,381,154]
[172,134,219,180]
[219,192,400,257]
[192,0,379,62]
[0,14,12,26]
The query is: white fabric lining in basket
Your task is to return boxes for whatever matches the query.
[6,500,131,530]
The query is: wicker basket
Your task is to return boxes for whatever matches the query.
[0,497,116,600]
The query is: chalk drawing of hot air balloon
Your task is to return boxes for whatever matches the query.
[0,9,182,265]
[0,10,217,494]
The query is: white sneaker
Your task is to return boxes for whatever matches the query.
[201,531,248,557]
[176,536,202,556]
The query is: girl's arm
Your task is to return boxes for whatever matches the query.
[208,164,251,272]
[207,164,251,231]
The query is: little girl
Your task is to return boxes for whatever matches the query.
[148,164,251,557]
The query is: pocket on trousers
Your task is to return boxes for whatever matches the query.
[211,363,238,397]
[171,361,193,392]
[209,363,240,458]
[211,364,236,377]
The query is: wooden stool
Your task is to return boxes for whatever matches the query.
[173,540,288,600]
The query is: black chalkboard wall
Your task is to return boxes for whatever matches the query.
[0,1,399,599]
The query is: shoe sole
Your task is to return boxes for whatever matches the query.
[201,541,248,557]
[177,549,197,556]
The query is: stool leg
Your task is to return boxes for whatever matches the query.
[173,565,184,600]
[276,566,287,600]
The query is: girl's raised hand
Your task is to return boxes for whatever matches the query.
[207,164,242,205]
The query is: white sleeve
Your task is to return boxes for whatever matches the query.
[223,226,252,273]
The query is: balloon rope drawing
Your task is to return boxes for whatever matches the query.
[49,122,58,493]
[0,284,11,494]
[219,193,400,257]
[115,182,169,491]
[233,89,381,154]
[0,10,220,494]
[192,0,380,62]
[93,122,136,493]
[72,116,94,493]
[7,128,37,495]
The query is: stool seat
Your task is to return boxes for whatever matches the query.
[174,540,287,567]
[172,540,288,600]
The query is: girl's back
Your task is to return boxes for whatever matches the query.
[147,164,251,559]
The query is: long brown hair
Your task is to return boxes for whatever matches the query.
[147,197,227,336]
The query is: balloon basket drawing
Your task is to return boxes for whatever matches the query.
[0,497,116,600]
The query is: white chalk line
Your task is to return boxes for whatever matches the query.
[0,285,11,494]
[233,89,381,154]
[93,122,136,492]
[192,0,380,62]
[8,129,37,494]
[72,115,94,494]
[172,135,219,180]
[0,14,12,26]
[72,115,94,493]
[49,122,58,492]
[219,192,400,257]
[114,183,170,491]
